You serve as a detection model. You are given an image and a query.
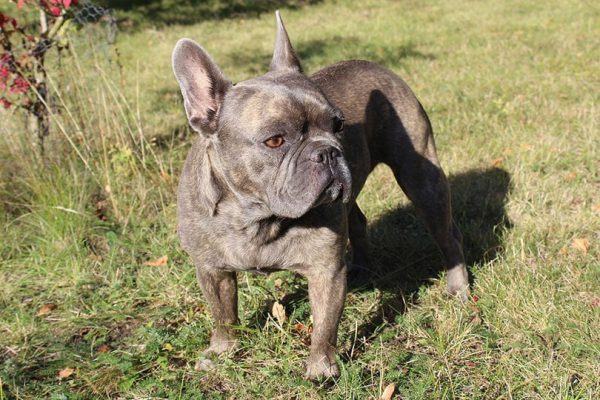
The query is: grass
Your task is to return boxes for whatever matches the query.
[1,0,599,398]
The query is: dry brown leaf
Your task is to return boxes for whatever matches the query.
[491,157,503,167]
[519,143,533,151]
[37,303,57,316]
[159,170,171,181]
[58,367,74,380]
[96,344,109,353]
[381,383,396,400]
[293,322,313,335]
[571,238,589,254]
[558,246,569,256]
[144,255,168,267]
[272,301,286,324]
[565,171,577,181]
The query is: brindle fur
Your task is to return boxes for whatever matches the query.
[173,11,468,379]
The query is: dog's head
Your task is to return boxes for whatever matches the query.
[172,11,351,219]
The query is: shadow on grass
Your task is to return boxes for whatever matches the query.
[224,36,435,77]
[98,0,322,28]
[341,166,512,357]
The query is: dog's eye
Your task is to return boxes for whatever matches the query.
[264,135,285,148]
[333,117,344,133]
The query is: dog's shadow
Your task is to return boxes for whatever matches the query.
[246,166,511,352]
[225,36,435,77]
[342,166,512,354]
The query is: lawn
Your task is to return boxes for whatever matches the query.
[1,0,598,398]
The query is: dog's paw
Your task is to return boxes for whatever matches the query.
[446,282,470,302]
[194,357,217,372]
[305,354,340,380]
[446,265,469,302]
[194,338,237,372]
[205,337,238,355]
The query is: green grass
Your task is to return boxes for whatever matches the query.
[1,0,599,398]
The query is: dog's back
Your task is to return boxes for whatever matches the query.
[311,60,437,197]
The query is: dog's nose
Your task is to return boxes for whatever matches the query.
[310,146,341,166]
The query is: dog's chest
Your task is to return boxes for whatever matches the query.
[213,220,341,272]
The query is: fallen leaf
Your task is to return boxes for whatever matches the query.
[164,343,174,352]
[89,254,103,262]
[96,344,109,353]
[273,278,283,288]
[491,157,503,167]
[465,360,476,368]
[381,383,396,400]
[593,204,600,213]
[293,322,313,335]
[272,301,286,324]
[58,367,74,379]
[565,171,577,181]
[519,143,533,151]
[591,299,600,309]
[571,238,589,254]
[558,246,569,256]
[159,170,170,180]
[144,255,168,267]
[37,303,57,316]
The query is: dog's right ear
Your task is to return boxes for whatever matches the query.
[172,39,232,136]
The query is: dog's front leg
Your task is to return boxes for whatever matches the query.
[194,266,238,370]
[303,264,347,379]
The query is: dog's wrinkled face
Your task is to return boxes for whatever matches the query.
[215,74,352,218]
[172,13,351,219]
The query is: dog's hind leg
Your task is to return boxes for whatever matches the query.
[388,150,469,299]
[380,117,469,299]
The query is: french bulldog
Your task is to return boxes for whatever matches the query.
[172,11,469,380]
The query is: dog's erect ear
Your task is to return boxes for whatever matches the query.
[172,38,232,136]
[270,11,303,73]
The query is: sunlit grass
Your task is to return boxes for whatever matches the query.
[1,0,599,398]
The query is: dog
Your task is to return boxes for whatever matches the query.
[172,11,469,379]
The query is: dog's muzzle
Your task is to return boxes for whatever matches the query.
[310,143,352,204]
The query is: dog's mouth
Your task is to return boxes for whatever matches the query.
[314,175,345,207]
[325,178,343,199]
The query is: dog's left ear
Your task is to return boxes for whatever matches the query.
[270,11,303,73]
